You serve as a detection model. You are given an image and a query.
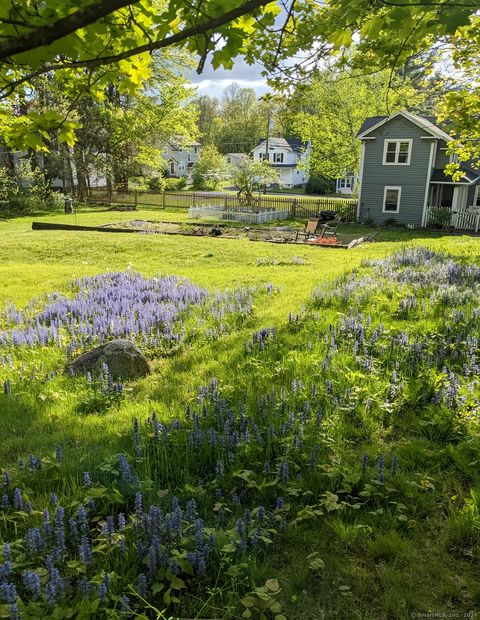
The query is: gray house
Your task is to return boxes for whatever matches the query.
[357,110,480,229]
[161,139,201,180]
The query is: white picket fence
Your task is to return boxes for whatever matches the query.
[425,206,480,232]
[188,205,289,224]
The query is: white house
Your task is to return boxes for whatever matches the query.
[335,172,357,195]
[251,137,311,188]
[161,139,201,180]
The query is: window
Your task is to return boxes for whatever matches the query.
[273,152,284,163]
[187,152,191,162]
[339,179,346,188]
[259,152,269,161]
[383,140,412,165]
[194,146,198,154]
[345,178,351,188]
[178,162,185,172]
[383,186,401,213]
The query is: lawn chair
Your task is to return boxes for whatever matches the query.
[322,221,340,238]
[295,218,320,242]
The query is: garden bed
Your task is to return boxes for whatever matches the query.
[32,220,369,248]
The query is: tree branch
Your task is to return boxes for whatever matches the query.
[0,0,138,60]
[0,0,277,99]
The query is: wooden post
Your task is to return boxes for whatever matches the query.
[134,190,138,209]
[162,191,165,209]
[291,199,297,220]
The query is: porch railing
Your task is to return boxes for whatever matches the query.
[425,206,480,232]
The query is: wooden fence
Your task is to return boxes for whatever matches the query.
[85,188,358,222]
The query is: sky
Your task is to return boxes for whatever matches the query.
[188,57,271,99]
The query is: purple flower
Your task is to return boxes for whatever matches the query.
[12,488,23,511]
[137,573,148,597]
[82,472,92,487]
[23,570,41,599]
[45,568,65,606]
[79,536,92,566]
[133,418,142,457]
[77,506,88,533]
[98,573,110,602]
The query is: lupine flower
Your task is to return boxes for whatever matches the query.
[278,461,289,483]
[118,455,139,487]
[3,380,11,396]
[82,472,92,487]
[79,536,92,566]
[24,528,44,555]
[361,454,369,474]
[55,445,63,462]
[98,573,110,602]
[0,582,16,604]
[377,455,385,483]
[133,418,142,457]
[137,573,148,597]
[117,513,126,531]
[23,570,41,600]
[77,506,88,533]
[45,568,64,606]
[134,492,143,514]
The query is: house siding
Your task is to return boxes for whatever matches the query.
[358,117,434,226]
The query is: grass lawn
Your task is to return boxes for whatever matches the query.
[1,206,480,619]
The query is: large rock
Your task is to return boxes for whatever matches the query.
[68,339,151,379]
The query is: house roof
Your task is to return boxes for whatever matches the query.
[166,137,201,151]
[357,110,453,142]
[255,137,308,152]
[431,167,480,184]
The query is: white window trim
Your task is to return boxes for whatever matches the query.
[382,139,412,166]
[383,186,402,213]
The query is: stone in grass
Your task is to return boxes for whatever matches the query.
[67,339,151,380]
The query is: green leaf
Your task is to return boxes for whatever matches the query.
[265,578,280,592]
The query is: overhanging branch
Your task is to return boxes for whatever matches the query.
[0,0,277,98]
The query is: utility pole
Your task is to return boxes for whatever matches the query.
[264,109,271,194]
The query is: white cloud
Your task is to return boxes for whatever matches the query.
[192,78,270,99]
[187,58,271,99]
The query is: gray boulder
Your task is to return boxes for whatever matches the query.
[68,339,151,379]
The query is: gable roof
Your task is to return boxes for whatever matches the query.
[357,110,453,142]
[254,137,308,152]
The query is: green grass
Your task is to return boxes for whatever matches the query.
[1,207,480,618]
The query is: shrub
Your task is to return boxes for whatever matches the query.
[305,173,335,195]
[192,145,229,191]
[0,160,62,215]
[147,175,166,191]
[164,177,187,191]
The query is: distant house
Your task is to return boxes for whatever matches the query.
[161,139,201,180]
[251,137,311,188]
[336,172,357,195]
[225,153,249,168]
[356,110,480,228]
